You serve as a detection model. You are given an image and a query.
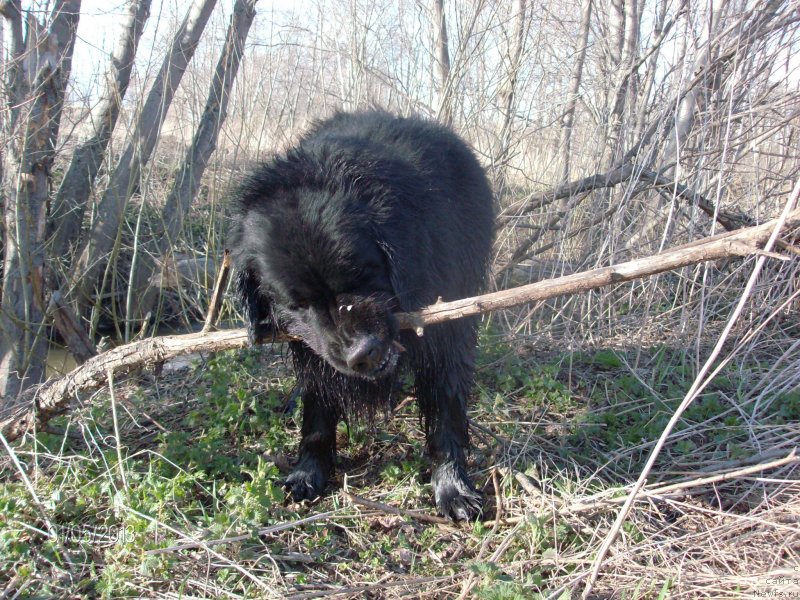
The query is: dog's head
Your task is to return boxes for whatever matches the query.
[234,186,403,381]
[277,292,402,380]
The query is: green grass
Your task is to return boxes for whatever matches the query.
[2,337,798,597]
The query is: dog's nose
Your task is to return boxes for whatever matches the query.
[346,337,383,374]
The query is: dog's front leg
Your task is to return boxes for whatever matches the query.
[414,327,483,521]
[285,344,339,501]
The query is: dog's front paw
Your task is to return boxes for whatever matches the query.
[284,457,330,501]
[431,461,482,521]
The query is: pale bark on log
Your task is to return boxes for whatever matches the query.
[1,209,797,441]
[423,210,796,330]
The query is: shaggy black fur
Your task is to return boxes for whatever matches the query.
[229,111,495,520]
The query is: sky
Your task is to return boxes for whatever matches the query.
[69,0,302,95]
[10,0,799,106]
[71,1,133,88]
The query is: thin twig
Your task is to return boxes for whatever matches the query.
[284,574,461,600]
[107,369,128,491]
[344,492,455,526]
[147,509,348,555]
[127,507,278,594]
[482,449,800,527]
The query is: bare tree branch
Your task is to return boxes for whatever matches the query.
[432,0,452,126]
[556,0,591,184]
[127,0,257,327]
[498,162,755,277]
[69,0,218,307]
[48,0,152,259]
[495,0,528,174]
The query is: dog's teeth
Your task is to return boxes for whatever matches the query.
[375,354,390,373]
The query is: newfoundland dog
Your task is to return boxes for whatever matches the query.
[229,111,495,520]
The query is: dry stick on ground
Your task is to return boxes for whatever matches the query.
[126,507,274,594]
[146,509,346,555]
[282,575,462,600]
[344,492,454,526]
[1,209,797,442]
[481,450,800,527]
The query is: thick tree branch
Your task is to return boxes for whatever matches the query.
[509,163,747,229]
[498,163,753,278]
[2,210,797,442]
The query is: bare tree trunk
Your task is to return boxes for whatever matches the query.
[661,0,725,178]
[557,0,592,184]
[625,0,729,249]
[632,0,667,143]
[432,0,453,125]
[495,0,527,176]
[602,0,640,168]
[48,0,151,259]
[0,0,80,401]
[127,0,258,327]
[70,0,217,308]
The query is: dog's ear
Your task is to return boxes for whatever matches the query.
[376,239,406,307]
[236,266,276,346]
[377,235,430,311]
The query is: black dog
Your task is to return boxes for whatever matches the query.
[229,111,495,520]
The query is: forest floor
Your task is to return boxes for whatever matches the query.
[2,324,799,598]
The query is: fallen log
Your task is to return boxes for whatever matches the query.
[1,209,797,442]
